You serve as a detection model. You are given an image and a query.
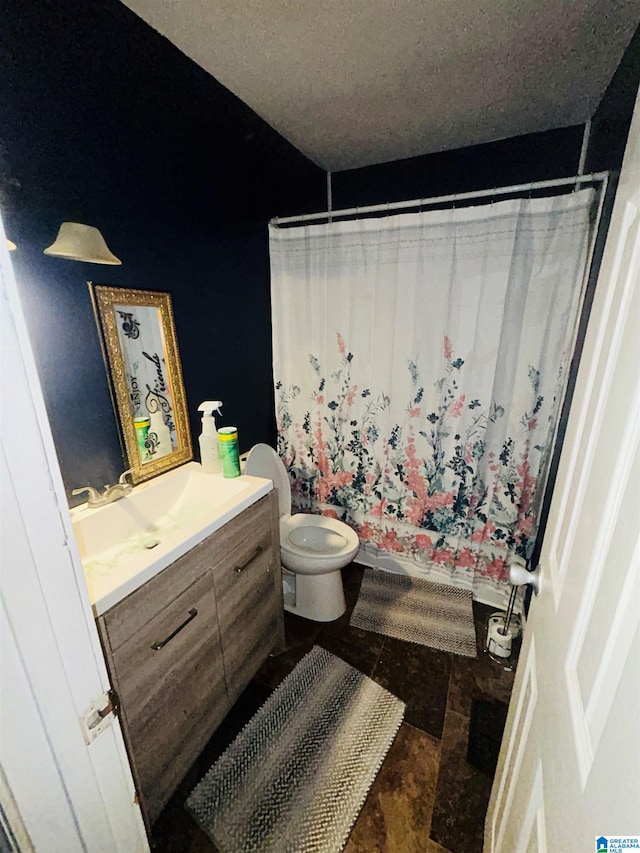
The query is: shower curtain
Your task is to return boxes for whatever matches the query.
[269,190,595,598]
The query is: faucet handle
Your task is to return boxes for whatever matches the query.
[118,469,133,486]
[71,486,106,507]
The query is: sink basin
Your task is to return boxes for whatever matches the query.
[71,461,273,615]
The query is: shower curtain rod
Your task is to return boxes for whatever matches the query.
[270,170,609,226]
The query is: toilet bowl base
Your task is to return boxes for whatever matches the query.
[282,566,346,622]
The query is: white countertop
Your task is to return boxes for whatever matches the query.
[71,462,273,616]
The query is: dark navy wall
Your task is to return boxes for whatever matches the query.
[332,124,586,209]
[2,0,325,503]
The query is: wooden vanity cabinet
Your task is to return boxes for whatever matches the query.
[96,490,284,826]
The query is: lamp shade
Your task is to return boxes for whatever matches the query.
[44,222,121,265]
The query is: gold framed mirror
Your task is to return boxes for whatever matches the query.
[89,283,193,484]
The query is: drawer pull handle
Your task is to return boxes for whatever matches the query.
[234,545,263,574]
[151,608,198,650]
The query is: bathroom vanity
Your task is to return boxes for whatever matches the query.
[72,465,284,826]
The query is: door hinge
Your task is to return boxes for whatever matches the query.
[80,689,119,744]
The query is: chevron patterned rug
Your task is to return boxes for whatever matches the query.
[350,568,477,657]
[186,646,405,853]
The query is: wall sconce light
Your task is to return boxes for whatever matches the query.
[44,222,121,265]
[6,238,17,251]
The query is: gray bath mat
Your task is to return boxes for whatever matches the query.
[350,569,477,658]
[186,645,405,853]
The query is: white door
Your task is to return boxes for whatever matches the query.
[485,93,640,853]
[0,217,149,851]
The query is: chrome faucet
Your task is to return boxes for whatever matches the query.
[72,470,133,507]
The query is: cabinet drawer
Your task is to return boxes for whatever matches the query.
[107,570,227,822]
[102,538,216,654]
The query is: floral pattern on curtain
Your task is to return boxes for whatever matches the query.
[270,191,594,593]
[277,332,549,586]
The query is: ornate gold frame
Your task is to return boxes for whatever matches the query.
[89,283,193,484]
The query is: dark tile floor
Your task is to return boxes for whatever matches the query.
[152,563,517,853]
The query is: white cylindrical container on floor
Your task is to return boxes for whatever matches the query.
[486,613,519,658]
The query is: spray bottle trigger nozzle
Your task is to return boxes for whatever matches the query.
[198,400,223,417]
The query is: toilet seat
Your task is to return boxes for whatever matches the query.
[280,513,360,574]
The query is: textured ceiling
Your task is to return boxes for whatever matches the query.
[120,0,639,171]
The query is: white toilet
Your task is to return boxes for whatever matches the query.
[245,444,360,621]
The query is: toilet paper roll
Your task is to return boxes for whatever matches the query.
[486,615,518,659]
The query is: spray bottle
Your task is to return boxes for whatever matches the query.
[197,401,223,473]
